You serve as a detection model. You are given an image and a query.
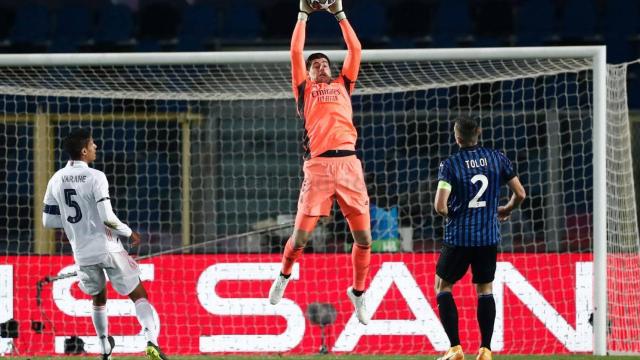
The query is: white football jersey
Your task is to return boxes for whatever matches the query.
[44,160,125,266]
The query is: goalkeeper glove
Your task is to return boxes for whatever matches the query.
[328,0,346,21]
[299,0,314,21]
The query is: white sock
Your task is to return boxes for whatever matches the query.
[92,305,111,354]
[134,298,160,345]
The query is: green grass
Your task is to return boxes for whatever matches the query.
[14,356,640,360]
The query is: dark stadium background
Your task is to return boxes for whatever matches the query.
[0,0,637,98]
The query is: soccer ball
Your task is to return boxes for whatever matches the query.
[308,0,335,11]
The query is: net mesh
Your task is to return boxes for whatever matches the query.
[606,62,640,354]
[0,52,637,355]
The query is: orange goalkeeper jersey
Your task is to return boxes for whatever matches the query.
[291,19,362,159]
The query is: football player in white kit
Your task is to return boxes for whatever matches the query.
[42,128,168,360]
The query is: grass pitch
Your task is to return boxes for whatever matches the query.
[15,356,640,360]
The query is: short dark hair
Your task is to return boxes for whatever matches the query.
[454,117,480,142]
[306,52,331,70]
[64,128,92,160]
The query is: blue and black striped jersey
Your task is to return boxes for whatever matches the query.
[437,145,516,247]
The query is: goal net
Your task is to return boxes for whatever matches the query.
[0,48,637,356]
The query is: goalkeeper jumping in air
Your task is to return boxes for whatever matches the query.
[268,0,372,325]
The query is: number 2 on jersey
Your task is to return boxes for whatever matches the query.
[468,174,488,208]
[64,189,83,223]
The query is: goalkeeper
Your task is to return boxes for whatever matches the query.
[268,0,371,325]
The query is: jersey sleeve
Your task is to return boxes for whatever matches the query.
[437,160,454,186]
[498,152,517,183]
[338,19,361,95]
[97,199,132,238]
[291,20,307,102]
[43,178,59,206]
[92,171,111,203]
[42,178,63,228]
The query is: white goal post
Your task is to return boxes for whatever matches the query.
[0,46,636,356]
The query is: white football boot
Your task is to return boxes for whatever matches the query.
[347,287,369,325]
[269,274,290,305]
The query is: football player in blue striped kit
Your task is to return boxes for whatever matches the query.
[433,117,526,360]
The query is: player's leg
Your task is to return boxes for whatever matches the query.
[434,275,464,360]
[284,157,334,270]
[281,214,319,276]
[345,213,372,325]
[77,265,114,358]
[471,245,498,360]
[334,155,372,293]
[435,245,469,360]
[269,214,319,305]
[128,283,157,343]
[270,158,334,305]
[475,282,494,360]
[335,156,372,325]
[348,214,372,294]
[128,284,168,360]
[92,288,115,360]
[105,251,168,360]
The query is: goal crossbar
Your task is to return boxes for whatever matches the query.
[0,46,605,66]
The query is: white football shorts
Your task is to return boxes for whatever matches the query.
[76,251,141,296]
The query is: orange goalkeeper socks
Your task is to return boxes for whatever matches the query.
[281,237,304,276]
[352,243,371,292]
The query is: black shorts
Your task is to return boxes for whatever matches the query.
[436,243,498,284]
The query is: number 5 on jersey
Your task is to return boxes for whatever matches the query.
[64,189,83,223]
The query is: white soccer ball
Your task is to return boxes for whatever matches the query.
[308,0,335,11]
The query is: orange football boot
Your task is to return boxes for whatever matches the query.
[436,345,464,360]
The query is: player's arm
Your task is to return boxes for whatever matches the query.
[497,152,526,221]
[43,205,63,228]
[93,172,133,239]
[42,179,63,228]
[330,0,361,91]
[498,176,526,221]
[97,200,140,247]
[434,160,453,217]
[97,199,132,238]
[291,0,313,99]
[434,181,452,217]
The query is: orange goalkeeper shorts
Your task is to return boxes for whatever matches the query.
[297,155,370,218]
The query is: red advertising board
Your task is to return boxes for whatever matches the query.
[0,253,616,355]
